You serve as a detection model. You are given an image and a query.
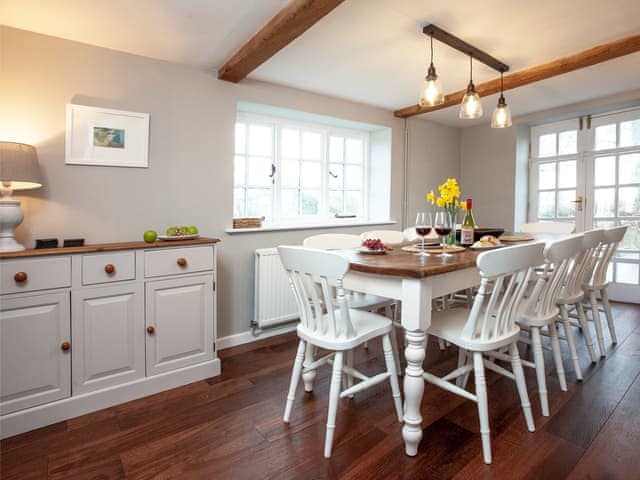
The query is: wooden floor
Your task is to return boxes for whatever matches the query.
[2,303,639,480]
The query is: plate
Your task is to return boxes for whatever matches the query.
[157,234,200,241]
[500,234,534,242]
[358,247,386,255]
[470,243,505,250]
[422,245,466,254]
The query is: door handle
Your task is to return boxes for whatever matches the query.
[570,196,584,212]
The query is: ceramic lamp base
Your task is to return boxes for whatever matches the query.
[0,199,26,252]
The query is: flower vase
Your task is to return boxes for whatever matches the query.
[446,210,457,246]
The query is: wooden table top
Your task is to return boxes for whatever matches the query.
[0,237,220,259]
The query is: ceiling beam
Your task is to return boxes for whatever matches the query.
[394,33,640,118]
[218,0,344,83]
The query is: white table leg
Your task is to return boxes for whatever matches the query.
[402,329,426,456]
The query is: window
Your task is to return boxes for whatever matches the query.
[234,113,370,224]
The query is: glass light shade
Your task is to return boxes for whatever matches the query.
[459,82,483,119]
[491,96,512,128]
[419,64,444,107]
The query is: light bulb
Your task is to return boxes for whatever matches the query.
[491,96,512,128]
[420,64,444,106]
[459,82,482,119]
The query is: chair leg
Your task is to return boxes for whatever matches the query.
[389,326,402,376]
[343,350,354,395]
[577,301,597,363]
[456,348,467,387]
[438,338,446,351]
[473,352,492,465]
[531,327,550,416]
[601,288,617,344]
[560,305,583,381]
[284,339,306,423]
[382,334,403,422]
[589,291,606,357]
[324,351,343,458]
[509,342,535,432]
[548,322,567,391]
[302,342,317,392]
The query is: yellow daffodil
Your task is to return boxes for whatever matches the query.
[427,177,464,212]
[436,197,445,208]
[426,190,435,204]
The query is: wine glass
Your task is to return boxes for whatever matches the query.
[415,212,432,256]
[434,211,453,256]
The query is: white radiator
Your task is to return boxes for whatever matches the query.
[254,248,299,329]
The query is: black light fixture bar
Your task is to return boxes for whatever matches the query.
[422,24,509,73]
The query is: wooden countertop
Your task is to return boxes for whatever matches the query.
[0,237,220,259]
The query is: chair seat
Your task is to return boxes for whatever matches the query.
[298,309,392,351]
[427,308,521,352]
[516,302,560,328]
[346,292,394,311]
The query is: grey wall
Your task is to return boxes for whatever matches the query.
[1,26,459,338]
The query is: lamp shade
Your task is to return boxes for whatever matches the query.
[0,142,43,190]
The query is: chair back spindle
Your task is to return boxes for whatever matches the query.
[590,225,628,287]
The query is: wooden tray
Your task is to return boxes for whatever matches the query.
[500,234,534,242]
[402,245,466,254]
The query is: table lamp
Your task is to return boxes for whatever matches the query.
[0,142,43,252]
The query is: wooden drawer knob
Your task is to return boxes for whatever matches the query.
[14,272,28,283]
[104,264,116,275]
[61,342,71,351]
[176,258,187,267]
[146,326,155,334]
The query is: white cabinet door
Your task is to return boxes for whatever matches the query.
[0,292,71,415]
[145,274,214,376]
[72,283,145,394]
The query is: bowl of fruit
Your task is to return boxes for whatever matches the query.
[359,238,391,254]
[158,225,199,241]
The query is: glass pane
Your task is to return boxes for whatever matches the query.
[618,186,640,217]
[233,188,245,217]
[302,132,321,160]
[620,220,640,251]
[280,159,300,188]
[607,264,613,283]
[329,136,344,163]
[620,119,640,148]
[234,155,245,186]
[328,191,343,215]
[281,129,300,159]
[557,160,576,188]
[558,130,577,155]
[280,189,299,218]
[615,263,639,284]
[246,188,272,218]
[619,153,640,185]
[594,219,616,228]
[328,163,343,189]
[538,133,556,157]
[594,188,616,217]
[344,191,362,215]
[538,162,556,190]
[247,156,272,187]
[594,156,616,186]
[538,191,555,218]
[557,190,576,218]
[235,123,246,154]
[248,124,272,156]
[301,190,320,215]
[594,124,616,150]
[344,165,363,189]
[301,161,321,188]
[345,138,364,164]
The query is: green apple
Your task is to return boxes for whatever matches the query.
[143,230,157,243]
[166,226,178,236]
[186,225,199,235]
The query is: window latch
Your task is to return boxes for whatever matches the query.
[335,214,356,219]
[328,170,338,179]
[269,164,276,184]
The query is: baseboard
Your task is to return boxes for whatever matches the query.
[217,323,297,350]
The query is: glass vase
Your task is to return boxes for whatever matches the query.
[446,210,457,246]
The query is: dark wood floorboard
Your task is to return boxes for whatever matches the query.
[1,303,638,480]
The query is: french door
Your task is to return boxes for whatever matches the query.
[530,109,640,303]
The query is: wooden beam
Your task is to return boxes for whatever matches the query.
[394,33,640,118]
[218,0,344,83]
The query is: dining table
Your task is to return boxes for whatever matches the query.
[334,235,551,456]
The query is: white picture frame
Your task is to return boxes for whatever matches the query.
[65,104,150,168]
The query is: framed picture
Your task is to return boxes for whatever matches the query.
[65,104,150,168]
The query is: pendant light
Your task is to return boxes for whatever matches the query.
[419,34,444,107]
[459,54,483,119]
[491,71,512,128]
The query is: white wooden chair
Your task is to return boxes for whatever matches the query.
[278,246,403,458]
[360,230,405,244]
[521,222,575,234]
[423,242,544,464]
[583,225,628,356]
[517,234,584,416]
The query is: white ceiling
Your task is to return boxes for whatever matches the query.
[2,0,640,127]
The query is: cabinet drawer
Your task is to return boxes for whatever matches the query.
[82,252,135,285]
[1,257,71,295]
[145,246,214,278]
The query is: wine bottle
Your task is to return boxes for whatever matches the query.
[461,199,476,246]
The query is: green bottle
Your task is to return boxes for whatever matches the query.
[461,199,476,246]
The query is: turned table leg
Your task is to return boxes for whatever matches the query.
[402,329,426,456]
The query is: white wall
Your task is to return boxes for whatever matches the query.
[0,26,460,338]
